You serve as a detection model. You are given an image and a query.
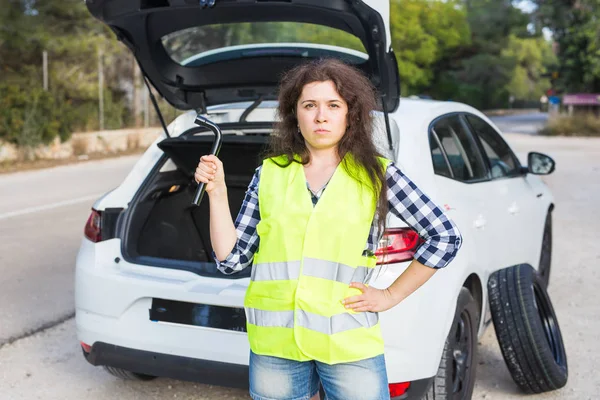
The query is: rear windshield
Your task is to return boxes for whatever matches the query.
[162,22,367,65]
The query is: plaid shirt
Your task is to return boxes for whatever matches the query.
[215,162,462,274]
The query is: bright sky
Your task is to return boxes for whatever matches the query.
[515,0,537,13]
[514,0,554,40]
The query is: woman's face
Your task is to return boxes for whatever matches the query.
[296,80,348,153]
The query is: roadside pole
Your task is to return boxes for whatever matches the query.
[42,50,48,91]
[98,48,104,131]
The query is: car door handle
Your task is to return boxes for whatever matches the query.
[508,202,519,215]
[474,215,486,229]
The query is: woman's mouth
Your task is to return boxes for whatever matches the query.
[315,129,329,134]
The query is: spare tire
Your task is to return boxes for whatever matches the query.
[488,264,567,394]
[538,212,552,289]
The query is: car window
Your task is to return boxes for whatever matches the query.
[429,132,453,178]
[162,22,366,65]
[465,115,522,179]
[430,115,487,182]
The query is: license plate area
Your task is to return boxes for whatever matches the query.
[150,298,247,332]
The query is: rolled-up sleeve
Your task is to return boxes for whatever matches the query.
[213,166,262,274]
[386,163,462,269]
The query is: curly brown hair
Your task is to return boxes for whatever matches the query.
[263,58,389,234]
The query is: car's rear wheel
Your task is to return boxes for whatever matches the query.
[538,212,552,288]
[488,264,567,393]
[103,366,157,381]
[421,287,479,400]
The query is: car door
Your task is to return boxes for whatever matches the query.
[428,114,496,272]
[463,113,542,267]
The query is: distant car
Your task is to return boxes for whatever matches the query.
[78,1,567,399]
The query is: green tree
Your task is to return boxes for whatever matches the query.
[390,0,471,94]
[428,0,538,108]
[0,0,135,146]
[28,1,126,103]
[502,35,557,101]
[0,1,41,87]
[531,0,600,92]
[464,0,532,53]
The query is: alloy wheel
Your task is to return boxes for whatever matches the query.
[451,309,474,398]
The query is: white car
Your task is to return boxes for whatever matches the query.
[78,1,568,399]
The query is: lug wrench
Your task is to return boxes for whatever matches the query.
[192,114,223,206]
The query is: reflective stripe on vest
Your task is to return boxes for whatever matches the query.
[246,307,379,334]
[251,261,301,281]
[251,258,371,285]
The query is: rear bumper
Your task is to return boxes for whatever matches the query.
[76,238,449,385]
[84,342,249,389]
[396,377,433,400]
[82,342,433,399]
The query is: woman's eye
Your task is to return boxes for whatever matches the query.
[305,103,315,109]
[330,103,340,108]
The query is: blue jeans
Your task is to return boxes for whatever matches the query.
[249,351,390,400]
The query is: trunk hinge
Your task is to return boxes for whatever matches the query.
[197,91,208,115]
[239,95,264,122]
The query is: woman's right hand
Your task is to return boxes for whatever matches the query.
[194,155,225,195]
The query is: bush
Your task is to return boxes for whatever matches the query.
[0,84,78,149]
[0,83,136,155]
[67,90,131,132]
[539,113,600,136]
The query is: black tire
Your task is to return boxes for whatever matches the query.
[422,287,479,400]
[538,212,552,288]
[488,264,567,394]
[103,366,157,381]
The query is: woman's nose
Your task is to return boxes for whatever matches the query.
[315,106,327,123]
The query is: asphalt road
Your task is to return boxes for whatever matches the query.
[0,156,139,346]
[488,111,549,135]
[1,131,600,399]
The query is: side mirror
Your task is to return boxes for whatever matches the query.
[527,152,556,175]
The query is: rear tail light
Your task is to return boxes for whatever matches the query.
[375,228,422,265]
[80,341,92,353]
[389,381,411,397]
[84,209,102,243]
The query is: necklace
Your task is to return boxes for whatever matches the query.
[306,165,338,196]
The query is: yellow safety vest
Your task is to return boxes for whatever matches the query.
[244,153,391,364]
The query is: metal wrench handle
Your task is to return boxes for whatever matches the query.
[192,115,223,206]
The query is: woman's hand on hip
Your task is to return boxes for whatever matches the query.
[194,154,226,195]
[342,282,398,313]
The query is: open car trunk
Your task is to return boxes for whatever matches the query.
[86,0,399,113]
[119,112,398,278]
[121,123,271,278]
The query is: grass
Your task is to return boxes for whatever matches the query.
[539,113,600,137]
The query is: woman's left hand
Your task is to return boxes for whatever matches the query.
[342,282,399,313]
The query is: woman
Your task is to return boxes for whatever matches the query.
[194,59,462,400]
